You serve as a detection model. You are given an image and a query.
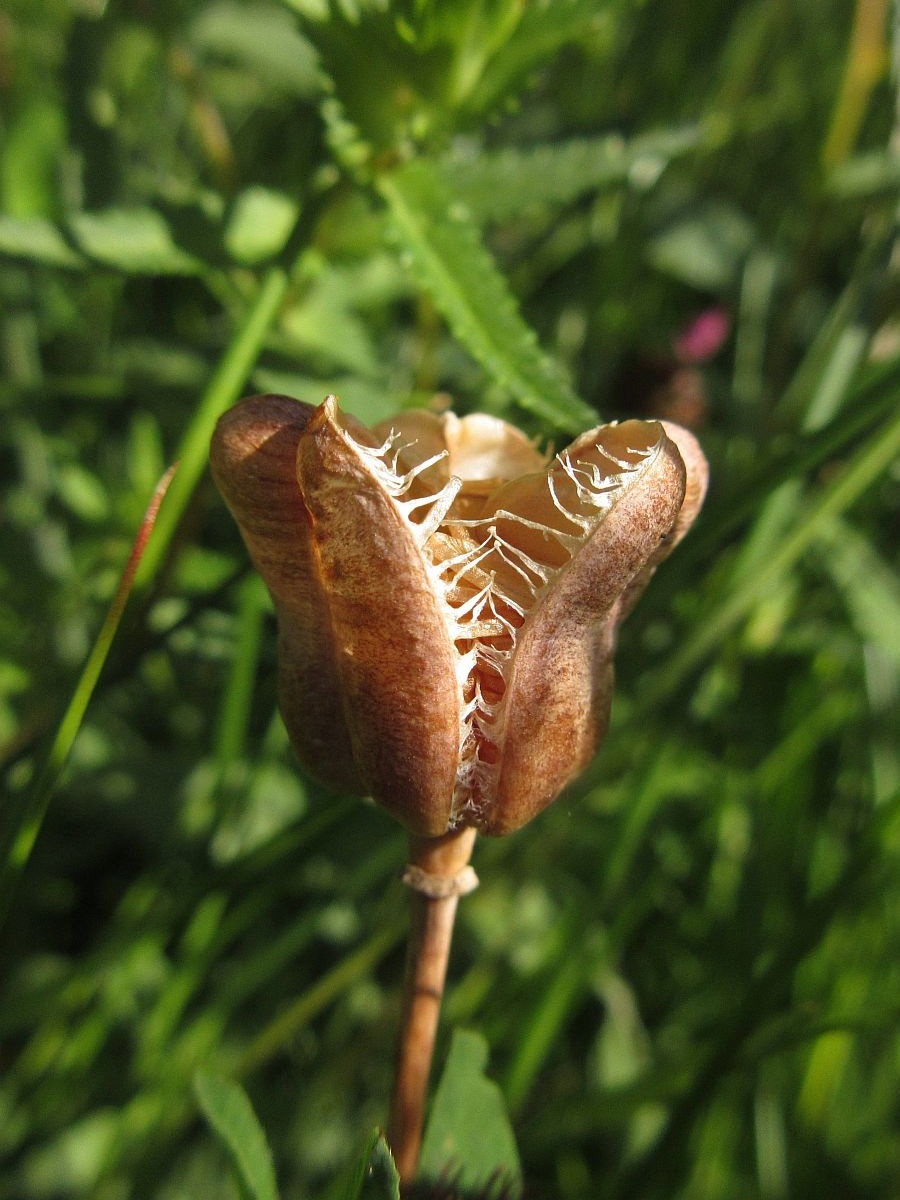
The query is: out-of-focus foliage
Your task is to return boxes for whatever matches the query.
[419,1028,520,1193]
[1,0,899,1197]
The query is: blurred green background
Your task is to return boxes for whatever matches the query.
[1,1,899,1196]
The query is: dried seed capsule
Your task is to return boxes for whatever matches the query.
[211,395,708,837]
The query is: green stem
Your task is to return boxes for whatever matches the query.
[0,267,290,930]
[135,265,290,590]
[0,466,177,926]
[236,925,402,1077]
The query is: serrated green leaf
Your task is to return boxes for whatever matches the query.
[194,1070,279,1200]
[443,127,701,224]
[420,1029,521,1194]
[378,158,595,432]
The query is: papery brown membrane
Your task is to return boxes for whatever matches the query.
[210,395,708,838]
[212,394,460,836]
[210,396,362,797]
[295,402,461,835]
[474,424,690,834]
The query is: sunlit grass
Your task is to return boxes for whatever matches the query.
[1,1,898,1197]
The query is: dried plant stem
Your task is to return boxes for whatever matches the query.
[388,826,478,1185]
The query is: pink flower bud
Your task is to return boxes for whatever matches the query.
[673,307,730,364]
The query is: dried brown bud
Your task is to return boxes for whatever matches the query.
[210,395,707,837]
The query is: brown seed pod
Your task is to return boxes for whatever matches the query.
[211,395,708,837]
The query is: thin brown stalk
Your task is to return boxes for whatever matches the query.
[388,826,478,1185]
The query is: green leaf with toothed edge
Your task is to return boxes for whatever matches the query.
[442,126,702,225]
[377,157,596,435]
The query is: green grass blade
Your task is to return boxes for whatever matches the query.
[817,515,900,673]
[194,1071,280,1200]
[464,0,611,116]
[236,925,403,1077]
[647,400,900,706]
[135,266,289,589]
[503,949,585,1118]
[214,575,269,769]
[680,356,900,571]
[777,228,890,428]
[329,1129,381,1200]
[0,466,177,926]
[377,158,595,433]
[353,1134,400,1200]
